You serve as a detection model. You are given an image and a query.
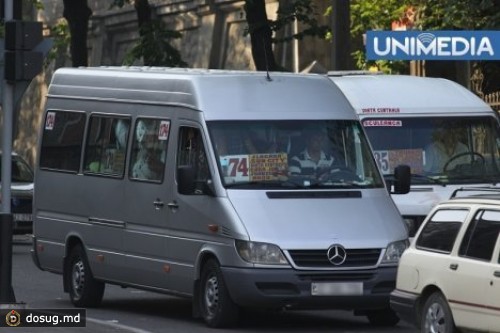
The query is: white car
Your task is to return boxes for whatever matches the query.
[390,189,500,333]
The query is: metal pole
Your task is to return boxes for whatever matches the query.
[0,0,16,303]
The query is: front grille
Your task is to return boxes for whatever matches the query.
[288,248,381,268]
[298,272,375,282]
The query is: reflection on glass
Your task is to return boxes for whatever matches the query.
[363,116,500,185]
[208,120,383,189]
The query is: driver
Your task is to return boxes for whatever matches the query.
[289,130,335,176]
[424,127,470,173]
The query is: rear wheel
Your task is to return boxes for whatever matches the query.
[365,308,400,326]
[66,244,105,307]
[198,259,239,328]
[421,292,457,333]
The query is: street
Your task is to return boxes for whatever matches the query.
[9,235,418,333]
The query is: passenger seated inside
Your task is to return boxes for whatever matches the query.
[424,127,469,174]
[131,120,164,181]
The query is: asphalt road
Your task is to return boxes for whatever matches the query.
[8,235,419,333]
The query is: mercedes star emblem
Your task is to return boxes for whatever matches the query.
[327,244,347,266]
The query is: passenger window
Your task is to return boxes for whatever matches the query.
[177,127,210,195]
[40,110,86,172]
[416,209,468,253]
[129,118,169,182]
[459,210,500,261]
[83,115,130,177]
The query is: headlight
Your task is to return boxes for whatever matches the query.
[381,239,409,265]
[235,240,288,265]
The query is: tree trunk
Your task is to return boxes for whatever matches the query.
[63,0,92,67]
[245,0,279,71]
[134,0,152,29]
[134,0,154,66]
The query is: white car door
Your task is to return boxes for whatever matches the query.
[486,233,500,332]
[451,209,500,332]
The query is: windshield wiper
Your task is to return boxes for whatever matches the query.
[384,173,446,186]
[224,181,283,189]
[411,173,447,186]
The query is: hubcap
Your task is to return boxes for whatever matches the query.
[72,260,85,299]
[204,274,219,316]
[425,302,446,333]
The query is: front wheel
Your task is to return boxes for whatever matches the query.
[66,244,105,307]
[421,292,457,333]
[198,259,239,328]
[365,308,400,326]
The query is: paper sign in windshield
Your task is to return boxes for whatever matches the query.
[374,149,423,174]
[221,153,288,182]
[363,119,402,127]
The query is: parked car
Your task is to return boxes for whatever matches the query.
[390,188,500,333]
[0,152,34,234]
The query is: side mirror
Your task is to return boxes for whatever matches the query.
[177,165,196,195]
[392,164,411,194]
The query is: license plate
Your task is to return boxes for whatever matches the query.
[14,214,32,222]
[311,282,363,296]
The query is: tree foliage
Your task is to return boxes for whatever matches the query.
[111,0,187,67]
[123,20,187,67]
[270,0,329,43]
[244,0,329,71]
[350,0,500,74]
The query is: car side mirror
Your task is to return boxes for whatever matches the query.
[392,164,411,195]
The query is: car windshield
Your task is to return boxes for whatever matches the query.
[0,156,34,183]
[208,120,384,189]
[363,116,500,185]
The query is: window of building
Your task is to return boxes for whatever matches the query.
[40,110,86,172]
[129,118,169,182]
[459,210,500,261]
[416,209,469,253]
[83,115,130,177]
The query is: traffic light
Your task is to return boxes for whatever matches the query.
[4,20,43,81]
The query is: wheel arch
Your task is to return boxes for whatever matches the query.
[192,249,219,318]
[62,235,85,292]
[416,284,443,329]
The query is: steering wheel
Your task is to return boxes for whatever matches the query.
[442,151,485,173]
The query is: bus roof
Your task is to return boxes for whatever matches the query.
[328,74,492,116]
[48,67,357,121]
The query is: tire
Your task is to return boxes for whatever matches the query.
[366,307,400,327]
[198,259,239,328]
[421,292,457,333]
[66,244,105,307]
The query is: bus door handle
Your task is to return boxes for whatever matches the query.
[167,201,179,210]
[153,199,164,210]
[449,263,458,271]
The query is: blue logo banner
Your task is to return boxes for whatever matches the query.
[366,30,500,60]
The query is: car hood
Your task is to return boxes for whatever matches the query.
[226,189,407,250]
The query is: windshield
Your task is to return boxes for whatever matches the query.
[363,116,500,185]
[208,120,384,189]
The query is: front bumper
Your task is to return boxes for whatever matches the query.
[221,266,397,311]
[390,288,419,327]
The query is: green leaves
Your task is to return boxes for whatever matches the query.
[349,0,500,72]
[123,20,187,67]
